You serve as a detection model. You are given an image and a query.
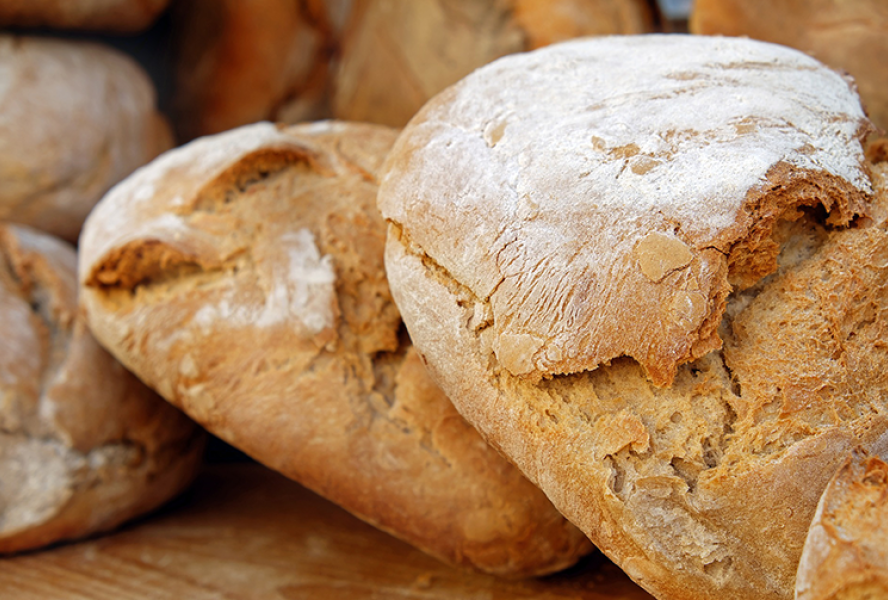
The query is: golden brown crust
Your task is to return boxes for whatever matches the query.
[0,224,203,555]
[0,0,170,32]
[173,0,338,141]
[690,0,888,133]
[0,36,172,242]
[795,449,888,600]
[380,36,887,600]
[332,0,653,128]
[78,120,592,576]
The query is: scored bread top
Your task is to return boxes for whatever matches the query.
[79,121,593,576]
[378,34,873,387]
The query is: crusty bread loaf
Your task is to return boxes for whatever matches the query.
[795,448,888,600]
[333,0,654,127]
[0,0,171,32]
[690,0,888,134]
[77,120,593,576]
[0,224,203,554]
[0,36,172,242]
[379,35,887,600]
[173,0,344,141]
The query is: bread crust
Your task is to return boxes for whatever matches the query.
[333,0,654,127]
[78,121,592,576]
[380,36,886,599]
[0,224,203,554]
[0,0,170,32]
[0,36,172,242]
[796,448,888,600]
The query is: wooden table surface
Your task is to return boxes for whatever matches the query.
[0,464,655,600]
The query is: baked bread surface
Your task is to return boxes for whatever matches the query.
[795,448,888,600]
[379,36,886,599]
[333,0,654,127]
[0,0,170,32]
[0,224,203,554]
[78,121,593,576]
[0,36,172,241]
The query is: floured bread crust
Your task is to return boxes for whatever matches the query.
[796,448,888,600]
[0,224,202,554]
[333,0,653,128]
[78,121,592,576]
[0,36,172,242]
[380,36,887,599]
[0,0,171,32]
[379,35,872,387]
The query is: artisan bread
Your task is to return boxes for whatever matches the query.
[379,35,887,600]
[795,448,888,600]
[333,0,654,127]
[78,121,593,576]
[173,0,345,140]
[690,0,888,133]
[0,224,203,554]
[0,0,171,32]
[0,36,172,242]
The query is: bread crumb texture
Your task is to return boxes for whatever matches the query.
[78,121,592,577]
[380,36,887,600]
[0,224,202,554]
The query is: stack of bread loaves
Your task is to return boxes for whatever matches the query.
[378,34,888,600]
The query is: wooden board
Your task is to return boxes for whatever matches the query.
[0,464,655,599]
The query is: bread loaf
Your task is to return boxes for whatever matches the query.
[333,0,655,127]
[0,224,203,554]
[379,35,887,600]
[690,0,888,133]
[78,120,593,576]
[173,0,345,141]
[0,0,171,32]
[0,36,172,242]
[795,448,888,600]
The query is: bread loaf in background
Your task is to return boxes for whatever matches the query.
[173,0,349,141]
[0,0,171,33]
[795,448,888,600]
[690,0,888,133]
[333,0,655,127]
[0,36,172,242]
[77,120,593,576]
[0,223,204,554]
[379,35,888,600]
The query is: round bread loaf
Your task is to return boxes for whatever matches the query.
[795,448,888,600]
[379,36,888,599]
[78,121,593,576]
[333,0,654,127]
[0,0,171,32]
[0,36,173,242]
[0,224,203,554]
